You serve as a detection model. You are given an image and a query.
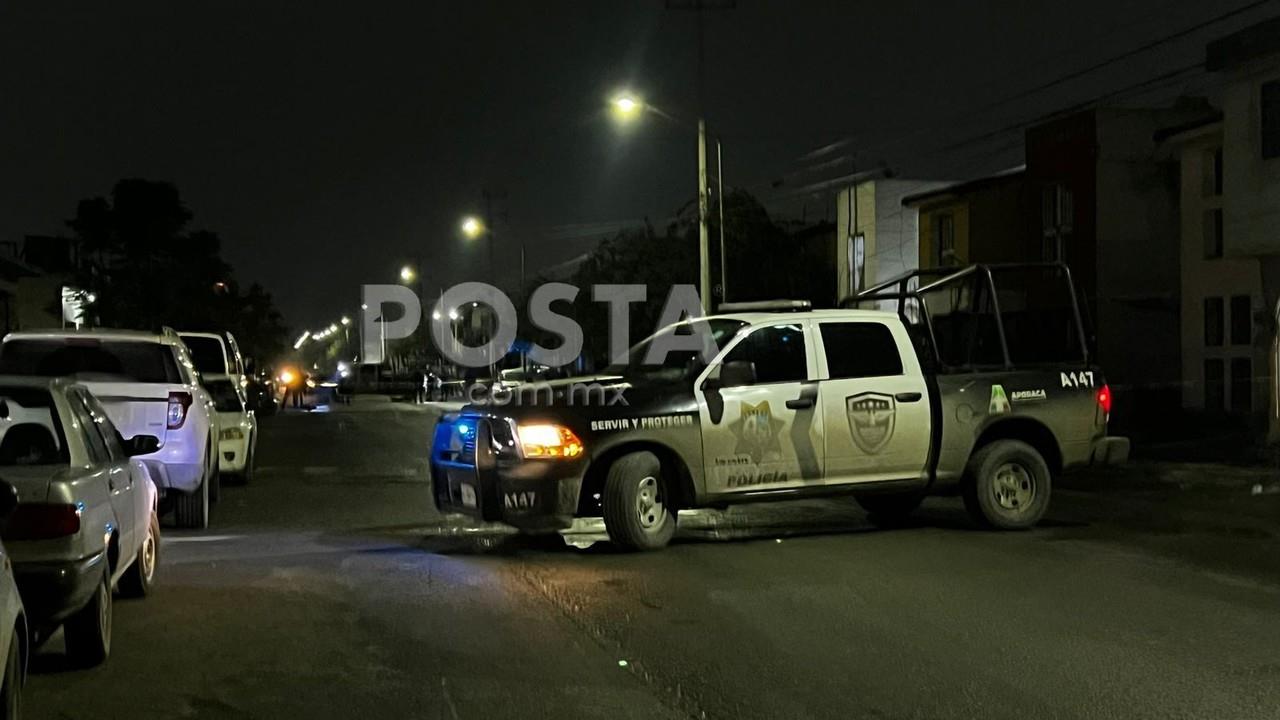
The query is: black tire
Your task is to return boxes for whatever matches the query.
[0,626,21,720]
[174,474,209,529]
[855,491,924,527]
[208,443,221,504]
[64,570,111,667]
[602,451,677,551]
[240,436,255,485]
[962,439,1051,530]
[119,511,159,598]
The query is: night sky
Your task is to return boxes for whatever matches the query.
[3,1,1273,329]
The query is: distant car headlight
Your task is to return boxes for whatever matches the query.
[515,423,584,459]
[220,427,245,441]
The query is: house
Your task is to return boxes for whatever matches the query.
[1202,17,1280,438]
[834,176,950,301]
[904,104,1214,430]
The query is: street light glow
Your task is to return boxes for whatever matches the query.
[400,266,414,282]
[461,216,484,238]
[340,316,351,326]
[447,309,458,320]
[611,93,642,120]
[431,310,441,320]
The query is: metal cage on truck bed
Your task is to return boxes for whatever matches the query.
[840,263,1092,373]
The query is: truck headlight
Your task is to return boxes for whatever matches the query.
[220,427,244,441]
[516,423,584,459]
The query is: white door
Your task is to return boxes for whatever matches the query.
[814,320,931,484]
[697,322,824,494]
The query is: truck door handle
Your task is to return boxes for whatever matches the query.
[895,392,923,403]
[785,397,815,410]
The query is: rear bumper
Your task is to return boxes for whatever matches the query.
[218,436,251,472]
[1091,436,1131,465]
[143,459,204,494]
[13,552,106,630]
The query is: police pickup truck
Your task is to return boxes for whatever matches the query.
[431,263,1129,550]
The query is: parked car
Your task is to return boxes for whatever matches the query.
[0,480,27,719]
[177,331,246,385]
[204,376,258,483]
[0,329,220,528]
[0,377,160,666]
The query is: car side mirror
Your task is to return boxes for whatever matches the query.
[125,435,161,457]
[719,360,756,388]
[0,480,18,530]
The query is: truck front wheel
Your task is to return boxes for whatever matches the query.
[602,451,676,551]
[963,439,1051,530]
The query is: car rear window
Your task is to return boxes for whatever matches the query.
[183,335,228,375]
[0,387,70,466]
[204,379,243,413]
[0,339,181,383]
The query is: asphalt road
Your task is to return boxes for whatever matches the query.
[25,400,1280,720]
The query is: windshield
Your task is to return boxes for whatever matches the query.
[205,379,244,413]
[607,318,746,382]
[0,339,180,383]
[0,387,69,466]
[183,335,229,375]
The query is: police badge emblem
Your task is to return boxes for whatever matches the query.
[845,392,896,454]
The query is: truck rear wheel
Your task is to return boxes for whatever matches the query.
[855,491,924,526]
[602,451,676,551]
[963,439,1050,530]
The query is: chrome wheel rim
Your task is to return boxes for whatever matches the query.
[992,462,1035,511]
[635,476,666,530]
[140,526,156,583]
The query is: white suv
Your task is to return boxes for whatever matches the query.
[0,329,220,528]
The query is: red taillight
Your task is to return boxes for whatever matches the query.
[1097,384,1112,417]
[167,391,192,429]
[3,504,81,541]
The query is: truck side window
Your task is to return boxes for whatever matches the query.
[722,324,807,384]
[820,322,903,379]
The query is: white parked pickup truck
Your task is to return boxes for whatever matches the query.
[0,329,220,528]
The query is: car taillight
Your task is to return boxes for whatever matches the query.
[1097,384,1112,418]
[3,504,81,541]
[167,391,193,429]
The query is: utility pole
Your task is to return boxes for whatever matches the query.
[667,0,734,314]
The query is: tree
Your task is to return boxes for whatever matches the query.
[65,179,288,365]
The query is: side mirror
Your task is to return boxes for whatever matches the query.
[125,435,161,457]
[0,480,18,530]
[719,360,757,388]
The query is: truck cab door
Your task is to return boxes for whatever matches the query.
[814,320,931,485]
[696,321,824,495]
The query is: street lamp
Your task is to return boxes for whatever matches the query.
[399,266,415,283]
[461,216,484,239]
[607,90,722,312]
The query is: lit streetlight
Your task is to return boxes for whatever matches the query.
[399,266,415,283]
[607,90,720,312]
[461,216,484,239]
[340,316,351,326]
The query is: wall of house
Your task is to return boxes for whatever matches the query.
[834,182,878,300]
[1177,129,1265,415]
[1221,58,1280,259]
[1091,110,1191,415]
[870,180,946,284]
[917,199,970,268]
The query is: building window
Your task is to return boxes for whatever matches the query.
[1204,296,1224,347]
[1205,359,1225,411]
[1263,79,1280,160]
[1230,295,1252,346]
[1202,146,1224,197]
[1041,184,1073,262]
[1231,357,1252,412]
[1203,209,1224,258]
[934,213,955,266]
